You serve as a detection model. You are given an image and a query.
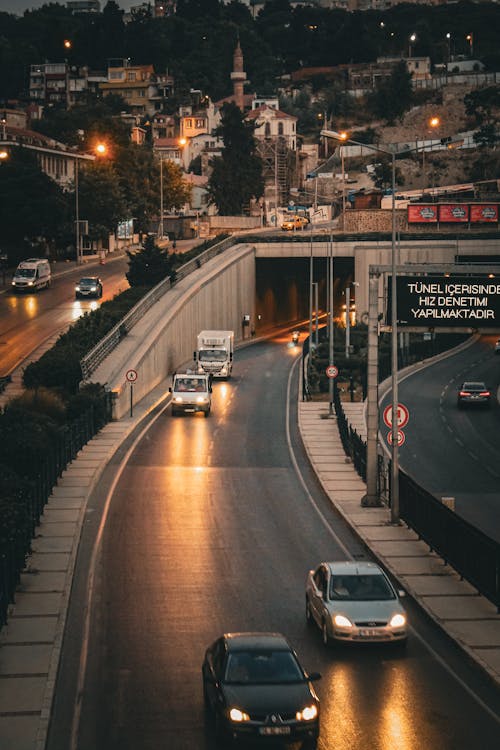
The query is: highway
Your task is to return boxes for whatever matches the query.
[46,336,500,750]
[380,334,500,542]
[0,258,130,377]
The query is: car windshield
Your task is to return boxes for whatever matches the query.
[199,349,226,362]
[16,268,35,278]
[224,650,304,685]
[175,378,206,392]
[329,573,395,601]
[462,382,486,390]
[79,278,96,285]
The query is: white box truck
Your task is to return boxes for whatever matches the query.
[194,330,234,379]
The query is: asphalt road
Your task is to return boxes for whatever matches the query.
[380,334,500,542]
[47,335,500,750]
[0,258,130,376]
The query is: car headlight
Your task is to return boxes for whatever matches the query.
[196,396,208,403]
[389,613,406,628]
[296,704,318,722]
[75,286,80,291]
[333,614,353,628]
[28,281,34,286]
[173,397,183,403]
[90,286,97,291]
[229,707,250,722]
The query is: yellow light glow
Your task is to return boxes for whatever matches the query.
[95,143,107,156]
[429,116,440,128]
[0,150,8,160]
[339,131,349,141]
[179,137,187,147]
[64,39,72,49]
[296,704,318,721]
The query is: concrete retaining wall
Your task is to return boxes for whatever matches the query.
[91,244,256,419]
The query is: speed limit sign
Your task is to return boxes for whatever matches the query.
[126,369,138,383]
[326,365,338,379]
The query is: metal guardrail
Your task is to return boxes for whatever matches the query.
[333,387,500,610]
[80,235,236,381]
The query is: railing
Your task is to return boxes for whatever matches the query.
[0,391,113,627]
[333,384,500,610]
[80,234,236,381]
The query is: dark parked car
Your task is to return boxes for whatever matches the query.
[457,381,491,408]
[202,632,321,748]
[75,276,103,299]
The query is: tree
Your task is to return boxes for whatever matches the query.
[78,161,127,241]
[0,147,70,260]
[126,234,175,288]
[159,159,192,211]
[370,158,405,190]
[208,103,263,215]
[370,61,414,124]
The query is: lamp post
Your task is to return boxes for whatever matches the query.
[160,157,164,239]
[321,129,398,514]
[422,116,441,193]
[75,142,107,264]
[408,33,417,57]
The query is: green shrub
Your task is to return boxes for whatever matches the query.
[8,387,66,424]
[0,406,62,479]
[0,465,33,558]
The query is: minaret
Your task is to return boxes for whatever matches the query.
[230,40,247,111]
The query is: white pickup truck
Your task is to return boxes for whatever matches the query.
[169,371,212,417]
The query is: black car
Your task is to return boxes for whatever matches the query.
[202,632,321,748]
[75,276,103,299]
[457,381,491,408]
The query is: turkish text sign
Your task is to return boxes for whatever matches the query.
[390,276,500,328]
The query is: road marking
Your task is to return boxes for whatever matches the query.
[287,359,500,726]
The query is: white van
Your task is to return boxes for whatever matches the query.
[12,258,51,292]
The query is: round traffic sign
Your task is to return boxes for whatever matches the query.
[383,403,409,429]
[326,365,338,379]
[387,429,406,446]
[126,369,138,383]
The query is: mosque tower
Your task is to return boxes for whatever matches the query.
[230,40,247,111]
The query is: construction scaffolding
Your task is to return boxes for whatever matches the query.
[256,136,297,210]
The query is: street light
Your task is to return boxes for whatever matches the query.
[408,33,417,57]
[75,141,107,264]
[422,116,441,193]
[321,129,397,515]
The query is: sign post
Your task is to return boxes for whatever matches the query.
[126,369,138,417]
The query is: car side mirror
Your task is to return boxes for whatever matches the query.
[169,387,172,393]
[307,672,322,682]
[193,351,197,360]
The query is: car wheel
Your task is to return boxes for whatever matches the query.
[302,740,318,750]
[321,619,330,647]
[171,408,178,417]
[204,409,210,418]
[214,711,232,746]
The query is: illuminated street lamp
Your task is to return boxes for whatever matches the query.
[466,33,474,56]
[422,116,441,192]
[75,141,108,264]
[321,129,398,514]
[408,33,417,58]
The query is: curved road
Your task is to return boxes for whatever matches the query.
[381,334,500,541]
[0,258,130,376]
[47,335,500,750]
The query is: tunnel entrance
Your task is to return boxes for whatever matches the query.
[255,256,355,330]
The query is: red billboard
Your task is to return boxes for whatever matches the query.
[470,204,499,223]
[407,204,438,223]
[438,204,469,222]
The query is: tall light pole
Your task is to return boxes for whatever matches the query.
[160,157,164,239]
[408,33,417,58]
[75,157,80,264]
[321,129,398,514]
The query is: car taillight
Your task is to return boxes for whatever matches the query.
[480,391,490,397]
[459,391,470,397]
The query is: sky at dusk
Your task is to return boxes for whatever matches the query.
[2,1,136,15]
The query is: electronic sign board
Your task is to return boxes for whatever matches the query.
[388,276,500,328]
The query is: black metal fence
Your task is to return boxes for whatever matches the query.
[0,391,113,627]
[333,389,500,610]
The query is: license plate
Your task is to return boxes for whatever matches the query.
[259,726,291,736]
[360,628,379,637]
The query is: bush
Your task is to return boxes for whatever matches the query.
[0,465,33,558]
[0,406,62,480]
[8,387,66,424]
[66,383,109,426]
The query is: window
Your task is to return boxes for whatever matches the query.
[185,118,192,128]
[265,122,271,137]
[127,71,137,81]
[195,118,205,128]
